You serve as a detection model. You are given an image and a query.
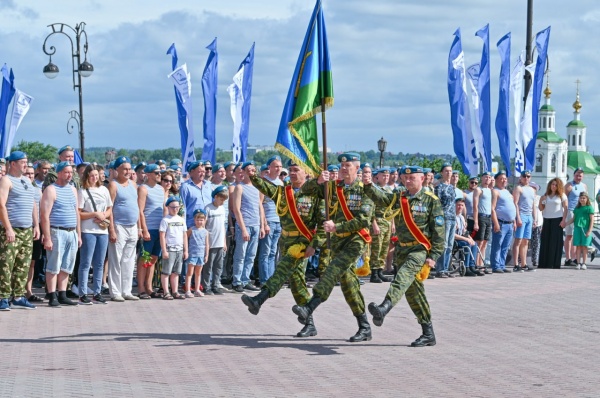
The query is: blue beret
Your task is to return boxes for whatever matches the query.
[156,159,166,166]
[241,161,255,170]
[452,170,459,175]
[574,167,584,173]
[165,196,181,207]
[434,173,441,180]
[113,156,131,169]
[378,167,390,174]
[423,167,432,173]
[441,162,452,170]
[187,161,202,172]
[169,165,182,172]
[372,169,379,176]
[55,161,72,172]
[144,164,159,173]
[360,162,371,169]
[398,165,407,173]
[58,145,74,155]
[494,170,507,178]
[203,160,212,169]
[223,161,234,169]
[468,175,479,181]
[338,152,360,162]
[134,162,147,172]
[266,155,281,166]
[193,208,207,217]
[260,164,268,172]
[286,159,298,168]
[480,171,492,177]
[401,165,424,175]
[521,170,532,176]
[328,164,339,172]
[7,151,27,162]
[213,163,224,171]
[170,159,181,166]
[211,185,228,198]
[108,160,116,170]
[233,162,243,171]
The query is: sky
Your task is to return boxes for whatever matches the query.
[0,0,599,157]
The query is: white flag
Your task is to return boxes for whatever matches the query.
[453,51,478,176]
[167,64,196,171]
[467,63,487,171]
[510,53,525,174]
[227,66,245,163]
[5,90,33,157]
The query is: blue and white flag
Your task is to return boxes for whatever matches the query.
[447,28,477,176]
[168,64,196,172]
[495,33,511,175]
[475,24,492,172]
[4,89,33,157]
[166,44,194,171]
[466,63,485,167]
[0,65,16,157]
[526,26,551,170]
[201,38,218,165]
[517,61,535,175]
[227,43,255,162]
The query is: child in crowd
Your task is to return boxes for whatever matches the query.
[202,186,229,295]
[159,196,188,299]
[567,192,594,270]
[185,209,209,297]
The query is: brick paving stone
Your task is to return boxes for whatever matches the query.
[0,266,599,397]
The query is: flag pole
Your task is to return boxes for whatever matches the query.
[321,97,331,248]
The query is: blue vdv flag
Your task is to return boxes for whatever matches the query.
[201,38,218,165]
[74,149,83,166]
[495,32,511,175]
[166,44,192,165]
[0,65,16,157]
[475,24,492,172]
[526,26,551,170]
[447,29,477,175]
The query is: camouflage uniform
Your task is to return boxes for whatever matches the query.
[0,227,33,299]
[370,185,393,272]
[301,178,374,316]
[363,184,445,324]
[316,199,331,276]
[249,175,322,305]
[43,170,80,191]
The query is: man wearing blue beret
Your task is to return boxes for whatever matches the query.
[434,162,456,278]
[363,165,444,346]
[292,152,375,342]
[43,145,80,191]
[0,151,40,310]
[369,166,393,284]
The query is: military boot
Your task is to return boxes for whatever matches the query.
[370,271,382,283]
[378,269,391,283]
[411,322,436,347]
[349,314,372,342]
[292,295,323,324]
[241,289,269,315]
[368,298,393,327]
[296,315,318,338]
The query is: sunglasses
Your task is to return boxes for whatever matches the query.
[20,180,29,190]
[162,179,173,183]
[168,205,180,209]
[153,172,161,175]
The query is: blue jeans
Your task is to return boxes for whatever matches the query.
[258,221,281,283]
[456,240,478,267]
[491,222,514,270]
[79,233,109,295]
[436,219,456,273]
[232,225,260,287]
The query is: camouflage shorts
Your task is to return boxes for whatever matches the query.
[0,226,33,298]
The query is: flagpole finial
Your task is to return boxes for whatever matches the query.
[573,79,582,113]
[544,70,551,99]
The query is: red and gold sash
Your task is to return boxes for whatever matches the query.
[284,185,314,241]
[400,195,431,251]
[335,185,372,243]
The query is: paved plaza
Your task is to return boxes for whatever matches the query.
[1,265,599,397]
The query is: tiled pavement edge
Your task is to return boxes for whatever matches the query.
[0,266,599,397]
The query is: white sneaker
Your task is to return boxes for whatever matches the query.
[581,263,587,270]
[111,295,125,302]
[123,294,140,301]
[576,264,581,270]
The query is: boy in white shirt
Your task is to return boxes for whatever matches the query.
[202,185,229,295]
[159,196,188,299]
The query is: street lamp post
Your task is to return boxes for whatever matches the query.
[42,22,94,160]
[377,136,387,168]
[104,149,116,168]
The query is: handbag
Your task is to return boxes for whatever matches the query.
[86,189,110,230]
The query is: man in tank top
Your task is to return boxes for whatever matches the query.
[563,168,587,266]
[0,151,40,311]
[108,156,141,302]
[472,171,493,270]
[490,171,516,273]
[40,161,81,307]
[511,170,537,272]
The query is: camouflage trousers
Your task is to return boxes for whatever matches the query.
[263,236,311,306]
[313,234,366,316]
[370,217,391,270]
[317,246,331,276]
[384,246,431,324]
[0,226,33,299]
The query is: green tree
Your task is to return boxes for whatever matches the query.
[11,141,58,162]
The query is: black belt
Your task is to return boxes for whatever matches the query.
[479,214,491,218]
[497,219,513,224]
[51,226,76,231]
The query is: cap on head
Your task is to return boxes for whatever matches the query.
[266,155,281,166]
[170,159,181,166]
[134,162,147,172]
[260,164,268,172]
[213,163,224,171]
[468,175,479,182]
[241,161,255,170]
[203,160,212,169]
[165,196,181,207]
[211,185,228,198]
[480,171,492,177]
[156,159,166,166]
[58,145,74,155]
[187,161,202,172]
[494,170,507,179]
[223,161,234,169]
[55,161,71,173]
[144,164,159,173]
[401,165,423,175]
[441,162,452,170]
[423,167,432,174]
[521,170,532,177]
[113,156,131,169]
[360,162,371,170]
[286,159,298,168]
[338,152,360,162]
[328,164,340,172]
[233,162,243,172]
[7,151,27,162]
[193,208,207,217]
[574,167,584,173]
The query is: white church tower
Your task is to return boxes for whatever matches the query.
[532,77,568,190]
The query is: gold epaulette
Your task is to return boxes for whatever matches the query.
[424,191,439,200]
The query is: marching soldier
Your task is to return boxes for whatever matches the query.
[369,167,393,283]
[363,165,445,347]
[241,160,322,337]
[292,152,374,342]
